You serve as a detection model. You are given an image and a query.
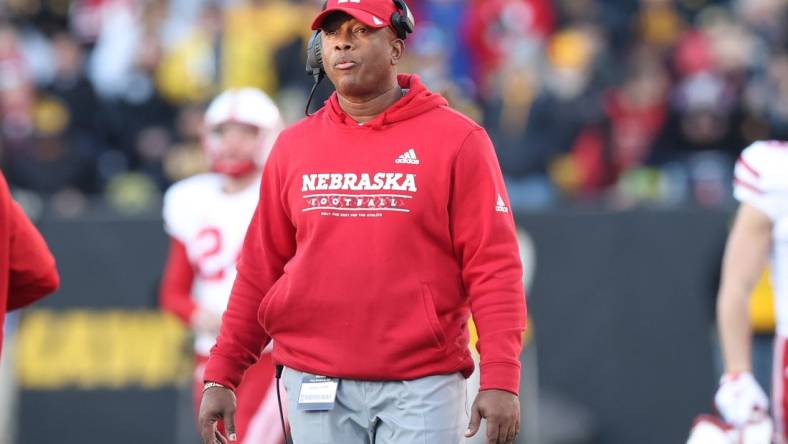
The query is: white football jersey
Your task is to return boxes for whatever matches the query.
[163,173,260,354]
[734,141,788,334]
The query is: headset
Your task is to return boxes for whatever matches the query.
[304,0,415,115]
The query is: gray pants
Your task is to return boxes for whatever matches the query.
[283,367,467,444]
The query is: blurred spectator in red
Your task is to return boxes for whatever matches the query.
[463,0,554,96]
[604,48,670,178]
[544,45,670,203]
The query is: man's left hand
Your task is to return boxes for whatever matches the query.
[465,389,520,444]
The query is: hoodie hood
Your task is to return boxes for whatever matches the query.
[324,74,449,129]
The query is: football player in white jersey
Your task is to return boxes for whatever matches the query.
[714,140,788,441]
[159,88,285,443]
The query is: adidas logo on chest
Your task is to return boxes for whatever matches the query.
[395,148,420,165]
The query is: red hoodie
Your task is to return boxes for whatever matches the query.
[205,74,526,395]
[0,172,59,356]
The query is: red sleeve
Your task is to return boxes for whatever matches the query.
[204,147,297,390]
[159,237,197,324]
[7,200,59,311]
[450,128,527,395]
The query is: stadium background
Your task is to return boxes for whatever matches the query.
[0,0,786,443]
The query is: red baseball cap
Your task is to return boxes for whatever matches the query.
[311,0,398,31]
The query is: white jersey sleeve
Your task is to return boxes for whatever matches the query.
[734,141,788,221]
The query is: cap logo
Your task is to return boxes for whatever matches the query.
[337,0,361,3]
[372,15,384,25]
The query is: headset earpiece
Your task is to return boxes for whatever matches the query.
[306,31,324,77]
[306,0,329,78]
[305,30,325,116]
[391,0,415,40]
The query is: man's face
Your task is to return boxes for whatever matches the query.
[321,12,401,98]
[209,122,261,164]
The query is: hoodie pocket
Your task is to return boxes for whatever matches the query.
[421,283,447,348]
[258,274,288,332]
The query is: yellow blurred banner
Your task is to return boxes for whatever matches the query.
[16,310,191,390]
[751,268,776,334]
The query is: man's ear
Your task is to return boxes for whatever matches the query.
[391,39,404,65]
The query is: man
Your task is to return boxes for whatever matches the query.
[199,1,526,443]
[0,171,59,357]
[715,140,788,440]
[159,88,285,443]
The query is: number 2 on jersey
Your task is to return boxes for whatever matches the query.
[195,227,225,281]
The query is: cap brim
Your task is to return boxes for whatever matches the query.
[311,7,389,31]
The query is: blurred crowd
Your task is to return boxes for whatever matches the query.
[0,0,786,216]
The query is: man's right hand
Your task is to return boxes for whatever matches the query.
[714,372,769,427]
[198,385,238,443]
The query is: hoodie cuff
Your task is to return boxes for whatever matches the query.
[479,362,521,396]
[203,353,246,391]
